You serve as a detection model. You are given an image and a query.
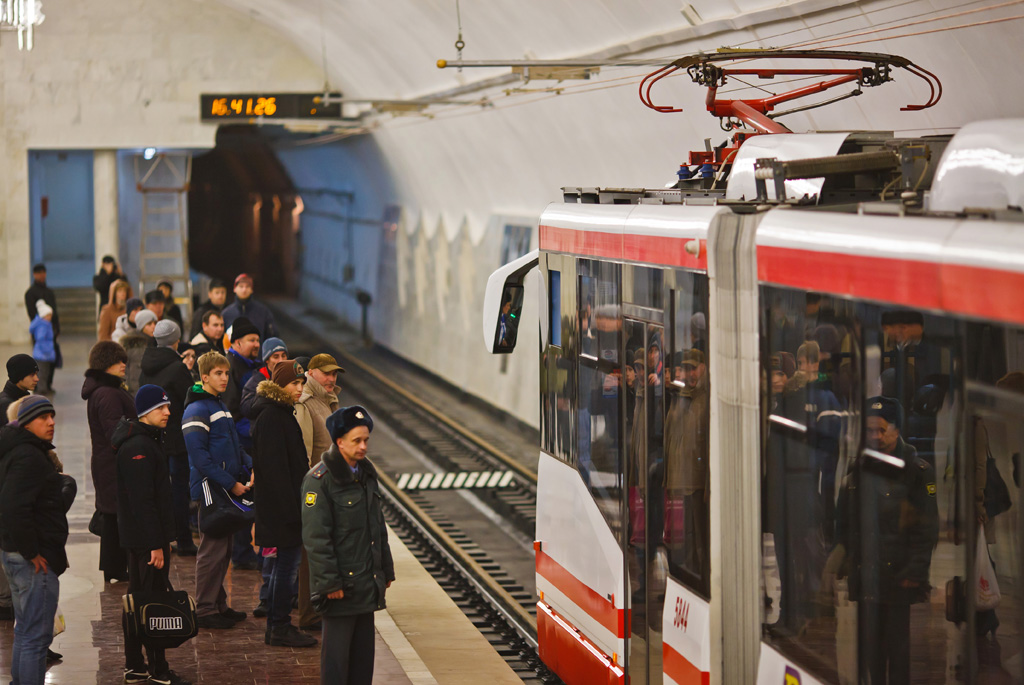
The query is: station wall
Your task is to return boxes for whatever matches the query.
[0,0,322,343]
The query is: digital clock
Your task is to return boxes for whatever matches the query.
[199,93,342,121]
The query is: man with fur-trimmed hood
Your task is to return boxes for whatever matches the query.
[249,359,317,649]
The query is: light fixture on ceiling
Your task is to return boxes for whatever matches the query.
[143,148,157,161]
[0,0,44,50]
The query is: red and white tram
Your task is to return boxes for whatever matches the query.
[485,118,1024,684]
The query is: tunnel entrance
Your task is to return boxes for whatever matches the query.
[188,125,301,297]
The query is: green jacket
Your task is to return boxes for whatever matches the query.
[301,445,395,616]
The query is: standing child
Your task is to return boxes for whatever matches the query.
[30,300,56,395]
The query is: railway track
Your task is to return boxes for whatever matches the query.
[273,305,558,683]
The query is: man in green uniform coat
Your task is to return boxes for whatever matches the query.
[301,405,394,685]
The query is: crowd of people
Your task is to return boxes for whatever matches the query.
[0,263,395,685]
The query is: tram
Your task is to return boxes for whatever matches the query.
[483,50,1024,685]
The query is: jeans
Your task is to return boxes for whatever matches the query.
[2,551,59,685]
[268,545,301,628]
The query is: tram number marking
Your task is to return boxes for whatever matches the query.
[673,598,689,631]
[784,666,802,685]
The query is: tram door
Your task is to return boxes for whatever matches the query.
[624,317,666,685]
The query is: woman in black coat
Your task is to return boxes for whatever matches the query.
[250,359,317,648]
[83,341,137,582]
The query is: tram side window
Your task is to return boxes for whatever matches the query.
[664,274,711,597]
[761,287,967,684]
[577,261,624,540]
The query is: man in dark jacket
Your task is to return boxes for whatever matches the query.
[24,264,59,338]
[93,255,123,314]
[189,310,224,358]
[114,386,192,685]
[837,396,938,685]
[189,279,228,341]
[182,351,252,629]
[157,281,184,332]
[0,395,76,685]
[222,273,278,341]
[302,405,394,685]
[251,360,317,648]
[1,354,39,428]
[221,317,261,449]
[139,321,198,556]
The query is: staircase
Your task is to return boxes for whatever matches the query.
[53,287,98,336]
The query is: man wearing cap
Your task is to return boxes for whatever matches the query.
[140,321,199,557]
[112,386,192,685]
[1,355,39,429]
[222,274,278,341]
[240,337,289,420]
[220,316,261,450]
[251,359,318,648]
[293,353,343,630]
[113,298,146,344]
[302,406,394,685]
[836,396,938,684]
[0,394,76,684]
[122,309,160,397]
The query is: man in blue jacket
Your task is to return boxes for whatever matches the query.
[182,351,252,629]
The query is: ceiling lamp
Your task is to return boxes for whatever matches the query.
[0,0,44,50]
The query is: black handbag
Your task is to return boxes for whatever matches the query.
[88,510,103,537]
[123,589,198,649]
[198,478,255,538]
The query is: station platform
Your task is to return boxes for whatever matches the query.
[0,334,522,684]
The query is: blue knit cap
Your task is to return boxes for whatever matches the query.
[15,395,54,427]
[135,385,170,418]
[261,337,288,361]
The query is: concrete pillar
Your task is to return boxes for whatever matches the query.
[0,131,32,345]
[93,150,119,268]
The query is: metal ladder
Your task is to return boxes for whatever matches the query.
[134,152,193,324]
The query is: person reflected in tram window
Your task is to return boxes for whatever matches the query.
[881,310,949,467]
[627,347,651,603]
[690,312,707,354]
[838,396,938,685]
[812,324,842,388]
[769,352,795,412]
[497,298,516,349]
[769,294,805,357]
[664,349,710,585]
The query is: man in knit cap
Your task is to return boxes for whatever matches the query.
[293,354,344,630]
[0,395,77,683]
[140,321,198,557]
[113,298,146,344]
[0,355,39,429]
[240,337,289,420]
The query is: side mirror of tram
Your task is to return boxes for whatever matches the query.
[482,249,539,354]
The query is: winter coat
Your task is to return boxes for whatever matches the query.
[836,438,938,604]
[0,425,77,575]
[112,313,134,344]
[0,381,30,429]
[112,418,175,551]
[301,445,395,617]
[663,377,710,495]
[222,297,278,341]
[294,374,339,466]
[250,381,308,548]
[189,300,222,340]
[139,346,193,457]
[164,303,184,333]
[30,316,56,363]
[222,349,261,448]
[182,384,252,500]
[189,332,222,358]
[83,369,137,514]
[99,281,133,342]
[240,367,271,420]
[24,281,59,337]
[121,330,154,397]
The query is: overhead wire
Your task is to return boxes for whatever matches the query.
[295,0,1023,144]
